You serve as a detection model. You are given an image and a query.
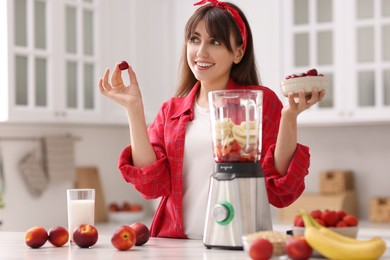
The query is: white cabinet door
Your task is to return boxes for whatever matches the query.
[5,0,57,123]
[2,0,128,124]
[282,0,390,125]
[348,0,390,122]
[2,0,175,125]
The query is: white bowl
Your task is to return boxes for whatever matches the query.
[292,226,358,238]
[281,76,328,97]
[242,230,291,256]
[108,211,146,224]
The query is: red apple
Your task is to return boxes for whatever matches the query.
[286,235,313,260]
[48,226,69,247]
[111,225,137,251]
[73,224,98,248]
[25,226,48,248]
[129,222,150,246]
[249,238,273,260]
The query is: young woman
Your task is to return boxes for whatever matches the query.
[98,0,325,239]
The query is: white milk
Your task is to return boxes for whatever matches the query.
[67,199,95,241]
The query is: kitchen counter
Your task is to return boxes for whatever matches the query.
[0,232,247,260]
[0,231,389,260]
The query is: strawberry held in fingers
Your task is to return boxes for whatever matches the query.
[118,60,129,71]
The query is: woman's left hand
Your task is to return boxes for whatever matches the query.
[282,88,326,118]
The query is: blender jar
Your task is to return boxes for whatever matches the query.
[208,90,263,163]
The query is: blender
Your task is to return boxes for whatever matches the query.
[203,89,272,250]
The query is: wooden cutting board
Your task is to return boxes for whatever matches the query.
[75,167,108,222]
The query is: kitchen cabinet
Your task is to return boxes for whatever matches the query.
[1,0,176,125]
[282,0,390,125]
[0,0,132,125]
[2,0,98,123]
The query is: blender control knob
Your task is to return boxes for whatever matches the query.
[212,202,234,225]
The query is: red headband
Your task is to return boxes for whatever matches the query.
[193,0,247,52]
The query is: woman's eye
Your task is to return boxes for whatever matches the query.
[190,36,200,43]
[211,39,221,45]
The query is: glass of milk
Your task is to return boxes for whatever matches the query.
[67,189,95,243]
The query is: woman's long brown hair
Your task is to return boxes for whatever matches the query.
[175,2,261,97]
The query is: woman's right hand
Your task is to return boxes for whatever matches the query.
[98,63,142,109]
[99,63,156,166]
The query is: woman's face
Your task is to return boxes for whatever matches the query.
[187,19,243,88]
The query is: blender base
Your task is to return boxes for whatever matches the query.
[204,244,243,250]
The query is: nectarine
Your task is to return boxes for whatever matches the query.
[73,224,98,248]
[48,226,69,247]
[249,238,273,260]
[286,235,312,260]
[111,225,136,251]
[25,226,48,248]
[129,222,150,246]
[108,202,120,212]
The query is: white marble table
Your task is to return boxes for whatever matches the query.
[0,232,250,260]
[0,230,389,260]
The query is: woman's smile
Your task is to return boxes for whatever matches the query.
[195,61,215,70]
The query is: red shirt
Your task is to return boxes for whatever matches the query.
[118,79,310,238]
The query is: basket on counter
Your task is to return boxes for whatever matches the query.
[369,197,390,223]
[278,170,358,222]
[319,170,354,194]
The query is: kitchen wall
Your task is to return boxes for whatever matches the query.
[297,124,390,220]
[1,0,389,231]
[0,123,157,231]
[1,121,389,231]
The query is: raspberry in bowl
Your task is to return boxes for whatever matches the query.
[281,68,328,97]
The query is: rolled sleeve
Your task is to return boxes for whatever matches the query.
[262,143,310,208]
[118,145,171,199]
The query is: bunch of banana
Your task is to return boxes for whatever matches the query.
[299,209,387,260]
[231,121,258,148]
[213,118,235,146]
